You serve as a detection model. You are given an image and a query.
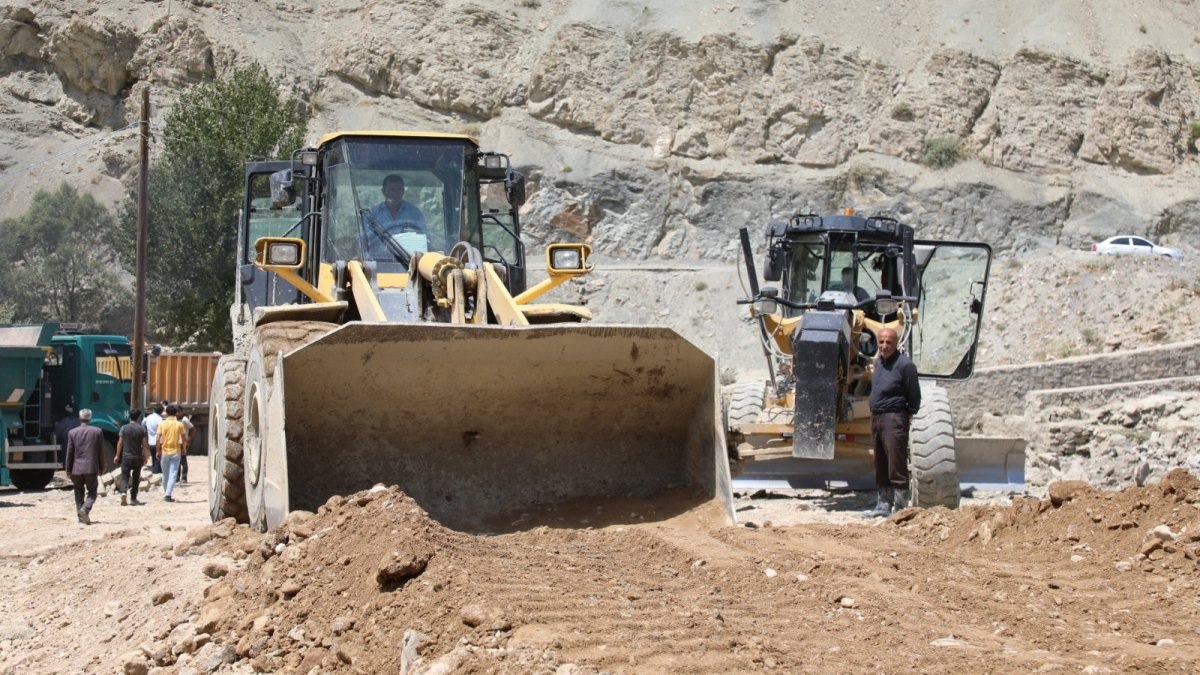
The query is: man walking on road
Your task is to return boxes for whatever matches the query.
[65,408,105,524]
[144,403,164,475]
[157,405,186,502]
[114,409,150,506]
[867,327,921,517]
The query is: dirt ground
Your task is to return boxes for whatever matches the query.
[2,459,1199,675]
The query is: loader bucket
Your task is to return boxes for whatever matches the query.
[265,323,733,530]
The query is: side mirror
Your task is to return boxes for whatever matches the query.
[269,169,296,209]
[506,169,526,207]
[763,249,784,281]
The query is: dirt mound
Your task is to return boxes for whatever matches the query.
[897,470,1200,569]
[182,474,1200,674]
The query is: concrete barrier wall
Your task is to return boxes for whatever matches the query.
[945,339,1200,430]
[1024,375,1200,416]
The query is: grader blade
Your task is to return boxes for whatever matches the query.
[262,323,733,530]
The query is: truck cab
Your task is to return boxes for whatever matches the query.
[1,324,131,490]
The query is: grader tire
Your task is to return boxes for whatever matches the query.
[209,356,248,523]
[909,382,961,509]
[243,321,336,531]
[725,381,766,427]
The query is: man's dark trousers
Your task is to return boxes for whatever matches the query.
[71,473,98,513]
[119,458,143,502]
[871,412,911,489]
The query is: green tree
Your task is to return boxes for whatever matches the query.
[0,183,131,332]
[120,64,307,351]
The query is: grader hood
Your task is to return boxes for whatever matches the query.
[261,323,733,529]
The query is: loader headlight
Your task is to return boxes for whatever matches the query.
[875,297,898,316]
[255,237,305,268]
[547,243,592,275]
[553,248,581,269]
[268,241,301,266]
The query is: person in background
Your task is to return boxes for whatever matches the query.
[144,403,164,474]
[113,409,150,506]
[834,266,871,303]
[65,408,104,524]
[178,412,194,482]
[156,405,186,502]
[54,404,81,465]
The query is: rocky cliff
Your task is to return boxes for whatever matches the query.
[3,0,1199,370]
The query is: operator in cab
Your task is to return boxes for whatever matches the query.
[363,174,427,259]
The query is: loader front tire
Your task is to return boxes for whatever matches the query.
[243,321,336,531]
[909,382,960,509]
[208,356,248,523]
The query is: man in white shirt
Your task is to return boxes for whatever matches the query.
[144,403,164,475]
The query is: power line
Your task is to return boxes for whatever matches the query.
[0,123,140,185]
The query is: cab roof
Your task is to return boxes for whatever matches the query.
[315,130,480,148]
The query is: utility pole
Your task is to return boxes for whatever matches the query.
[132,87,150,411]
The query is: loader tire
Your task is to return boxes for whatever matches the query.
[908,382,961,509]
[243,321,336,531]
[208,355,248,524]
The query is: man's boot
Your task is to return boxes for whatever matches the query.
[868,487,893,517]
[892,488,911,513]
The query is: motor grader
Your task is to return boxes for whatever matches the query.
[726,211,1022,508]
[207,131,732,531]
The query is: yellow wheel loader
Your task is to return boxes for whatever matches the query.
[207,131,733,531]
[727,212,1023,508]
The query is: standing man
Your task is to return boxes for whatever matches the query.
[144,403,164,475]
[113,409,150,506]
[867,327,921,517]
[157,404,186,502]
[178,413,194,482]
[65,408,104,524]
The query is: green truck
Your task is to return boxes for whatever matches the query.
[0,324,131,490]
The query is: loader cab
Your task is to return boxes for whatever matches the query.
[239,132,529,315]
[762,213,991,379]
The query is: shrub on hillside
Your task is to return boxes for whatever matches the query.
[920,136,963,168]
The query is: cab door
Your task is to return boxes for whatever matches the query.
[240,161,303,313]
[909,241,992,379]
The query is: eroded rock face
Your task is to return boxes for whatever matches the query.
[971,48,1108,173]
[44,15,138,96]
[865,50,1001,163]
[0,7,42,65]
[1078,48,1198,175]
[129,16,217,87]
[326,4,530,117]
[2,1,1200,263]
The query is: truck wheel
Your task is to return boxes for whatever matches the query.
[9,469,54,491]
[243,321,335,531]
[101,437,117,474]
[209,356,248,523]
[909,382,961,509]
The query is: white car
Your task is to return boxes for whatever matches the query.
[1091,235,1182,259]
